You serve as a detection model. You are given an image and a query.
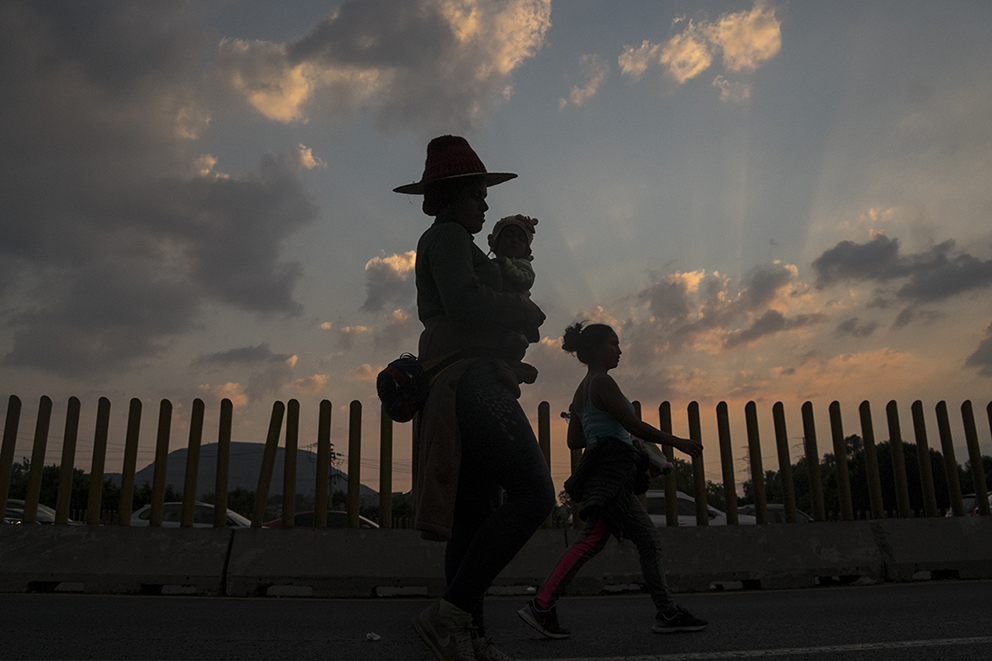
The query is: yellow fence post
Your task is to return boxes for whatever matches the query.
[379,406,393,529]
[631,401,647,511]
[659,402,678,527]
[828,402,853,521]
[910,401,939,518]
[151,400,172,527]
[252,401,284,527]
[0,396,22,525]
[315,400,332,528]
[56,397,82,525]
[538,402,552,527]
[180,399,205,528]
[961,401,990,516]
[745,401,764,524]
[117,398,141,526]
[214,398,233,528]
[716,402,738,525]
[688,402,707,526]
[282,399,299,528]
[885,401,912,518]
[801,402,825,522]
[24,396,53,524]
[935,401,964,517]
[858,401,886,520]
[348,400,362,529]
[772,402,798,523]
[86,397,111,526]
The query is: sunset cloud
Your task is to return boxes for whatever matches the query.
[362,251,416,312]
[218,0,551,131]
[618,0,781,97]
[0,2,319,378]
[560,54,609,109]
[965,322,992,377]
[295,373,329,394]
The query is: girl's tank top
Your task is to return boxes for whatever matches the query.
[579,384,633,448]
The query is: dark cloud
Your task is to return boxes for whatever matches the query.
[725,310,825,348]
[812,235,992,303]
[895,250,992,303]
[0,3,318,379]
[965,323,992,377]
[289,0,452,69]
[373,309,420,350]
[836,317,878,337]
[361,252,416,312]
[811,234,902,288]
[740,263,796,310]
[219,0,551,132]
[639,278,693,325]
[196,344,293,367]
[892,307,941,329]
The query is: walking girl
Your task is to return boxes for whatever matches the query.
[518,322,708,638]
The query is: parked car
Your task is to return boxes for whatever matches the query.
[261,510,379,529]
[644,490,757,526]
[738,503,813,523]
[130,502,251,528]
[945,493,992,517]
[3,499,81,525]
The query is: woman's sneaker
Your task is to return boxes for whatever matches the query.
[653,604,708,633]
[412,599,477,660]
[517,600,571,639]
[472,636,515,661]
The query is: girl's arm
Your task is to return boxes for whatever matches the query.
[590,374,702,457]
[566,404,586,450]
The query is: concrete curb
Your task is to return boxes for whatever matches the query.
[2,517,990,597]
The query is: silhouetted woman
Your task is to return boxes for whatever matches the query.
[394,135,554,661]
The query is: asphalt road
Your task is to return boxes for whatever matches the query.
[2,580,990,660]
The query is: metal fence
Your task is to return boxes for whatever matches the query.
[2,394,990,529]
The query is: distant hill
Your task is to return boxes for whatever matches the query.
[105,441,379,506]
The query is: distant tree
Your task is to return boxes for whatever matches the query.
[200,487,255,519]
[738,433,991,519]
[7,458,121,520]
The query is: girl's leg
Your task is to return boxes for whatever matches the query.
[443,362,556,618]
[620,493,676,614]
[534,515,611,609]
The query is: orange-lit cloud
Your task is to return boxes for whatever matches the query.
[217,0,551,131]
[618,0,781,99]
[295,373,328,394]
[560,54,609,108]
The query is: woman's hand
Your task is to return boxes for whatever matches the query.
[520,293,546,329]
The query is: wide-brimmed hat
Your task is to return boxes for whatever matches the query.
[393,135,517,195]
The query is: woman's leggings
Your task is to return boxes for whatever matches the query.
[443,361,556,634]
[535,494,676,616]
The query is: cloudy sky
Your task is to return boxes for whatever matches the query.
[2,0,991,495]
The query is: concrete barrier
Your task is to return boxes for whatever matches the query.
[0,525,231,595]
[2,518,990,597]
[871,517,992,581]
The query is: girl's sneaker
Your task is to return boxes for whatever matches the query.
[516,600,571,639]
[653,605,708,633]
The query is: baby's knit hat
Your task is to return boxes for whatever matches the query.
[487,214,538,252]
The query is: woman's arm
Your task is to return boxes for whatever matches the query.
[590,374,702,457]
[425,223,544,331]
